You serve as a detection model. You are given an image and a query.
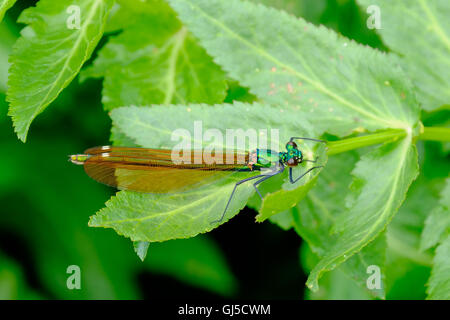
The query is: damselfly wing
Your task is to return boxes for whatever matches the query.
[71,146,251,193]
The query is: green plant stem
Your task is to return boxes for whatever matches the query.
[327,126,450,156]
[327,129,406,155]
[418,127,450,141]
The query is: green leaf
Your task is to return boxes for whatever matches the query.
[300,242,373,300]
[305,268,373,300]
[108,102,318,149]
[143,236,237,296]
[371,152,446,298]
[357,0,450,111]
[384,172,443,299]
[340,233,386,299]
[81,0,227,110]
[0,0,16,23]
[293,152,386,298]
[421,178,450,251]
[384,253,430,299]
[104,0,156,33]
[256,142,327,222]
[167,0,420,137]
[7,0,114,142]
[426,235,450,300]
[133,241,150,261]
[249,0,304,17]
[0,19,16,92]
[90,177,255,242]
[90,102,322,241]
[268,209,294,230]
[387,175,436,266]
[306,137,419,291]
[293,152,358,256]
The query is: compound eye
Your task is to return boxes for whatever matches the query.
[286,141,298,150]
[287,158,298,167]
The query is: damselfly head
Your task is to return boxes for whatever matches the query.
[284,140,303,167]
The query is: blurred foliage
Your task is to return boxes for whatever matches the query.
[0,0,448,300]
[0,1,236,299]
[0,250,40,299]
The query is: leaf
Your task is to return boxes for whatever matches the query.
[421,178,450,251]
[268,210,294,230]
[81,0,227,110]
[426,235,450,300]
[384,174,446,300]
[384,253,431,299]
[293,152,358,256]
[110,125,140,147]
[387,174,436,266]
[306,268,373,300]
[340,233,386,299]
[103,0,156,33]
[300,242,373,300]
[0,0,16,23]
[249,0,304,17]
[167,0,420,137]
[133,241,150,261]
[293,152,386,298]
[109,102,318,151]
[90,176,256,242]
[256,142,327,222]
[143,236,237,296]
[357,0,450,111]
[7,0,114,142]
[0,19,16,92]
[90,102,322,242]
[306,137,419,291]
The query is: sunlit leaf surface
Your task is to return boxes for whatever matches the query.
[81,0,227,110]
[306,138,418,290]
[7,0,114,141]
[358,0,450,111]
[168,0,420,136]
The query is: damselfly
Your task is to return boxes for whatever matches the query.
[70,137,325,223]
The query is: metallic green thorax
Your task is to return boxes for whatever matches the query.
[248,142,303,170]
[254,149,280,168]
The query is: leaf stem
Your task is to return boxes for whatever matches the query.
[327,126,450,156]
[327,129,406,156]
[417,126,450,141]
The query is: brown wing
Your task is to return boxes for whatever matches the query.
[82,146,249,193]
